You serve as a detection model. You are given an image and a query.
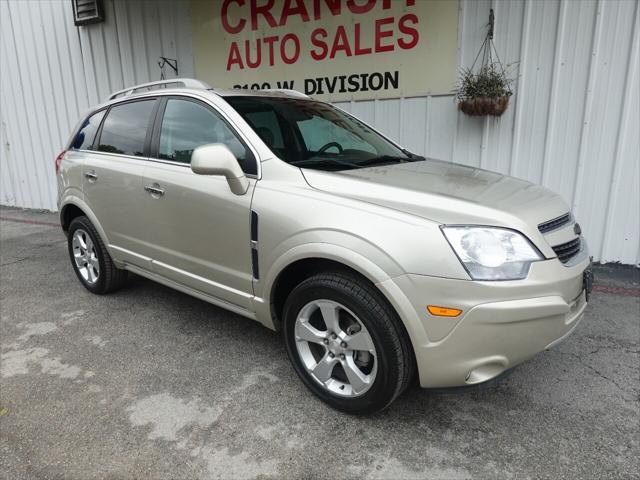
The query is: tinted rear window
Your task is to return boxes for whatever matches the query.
[72,109,105,150]
[97,100,155,157]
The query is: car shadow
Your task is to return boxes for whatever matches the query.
[115,273,519,417]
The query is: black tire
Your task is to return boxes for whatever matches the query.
[67,216,128,294]
[283,271,415,414]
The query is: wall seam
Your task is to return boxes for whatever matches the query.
[571,0,604,216]
[540,0,566,186]
[451,0,467,162]
[424,96,431,156]
[509,0,531,177]
[6,1,46,208]
[600,0,639,260]
[110,0,127,89]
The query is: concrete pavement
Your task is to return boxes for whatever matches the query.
[1,207,638,479]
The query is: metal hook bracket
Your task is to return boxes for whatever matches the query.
[488,8,495,40]
[158,57,178,80]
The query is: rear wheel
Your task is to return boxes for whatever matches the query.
[283,271,415,414]
[67,216,128,294]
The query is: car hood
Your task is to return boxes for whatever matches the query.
[301,159,570,228]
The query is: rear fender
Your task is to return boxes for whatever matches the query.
[59,197,121,267]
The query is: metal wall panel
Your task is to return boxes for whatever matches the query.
[0,0,194,210]
[1,0,637,264]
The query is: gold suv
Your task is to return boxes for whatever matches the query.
[57,79,593,414]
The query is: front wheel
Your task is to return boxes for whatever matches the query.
[283,272,415,414]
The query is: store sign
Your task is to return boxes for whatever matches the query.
[190,0,458,101]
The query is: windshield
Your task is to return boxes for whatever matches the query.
[225,96,414,171]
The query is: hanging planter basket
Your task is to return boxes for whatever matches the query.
[458,96,510,116]
[456,10,514,118]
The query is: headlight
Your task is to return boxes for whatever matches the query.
[441,226,543,280]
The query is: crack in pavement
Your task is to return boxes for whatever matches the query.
[1,241,66,266]
[1,257,33,267]
[588,346,640,355]
[549,349,636,400]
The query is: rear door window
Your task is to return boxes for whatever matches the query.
[71,109,105,151]
[157,98,255,174]
[97,100,155,157]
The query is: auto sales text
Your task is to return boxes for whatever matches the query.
[222,0,420,71]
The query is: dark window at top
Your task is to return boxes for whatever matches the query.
[98,100,155,157]
[72,109,105,151]
[158,98,254,174]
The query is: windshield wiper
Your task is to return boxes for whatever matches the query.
[292,154,421,170]
[292,158,360,169]
[402,150,426,161]
[356,155,413,167]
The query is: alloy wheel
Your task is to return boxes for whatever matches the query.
[72,228,100,284]
[294,299,377,397]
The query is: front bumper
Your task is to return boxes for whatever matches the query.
[380,253,591,388]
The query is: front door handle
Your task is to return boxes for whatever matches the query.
[144,184,165,197]
[84,171,98,182]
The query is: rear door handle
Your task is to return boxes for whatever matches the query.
[84,171,98,181]
[144,185,165,196]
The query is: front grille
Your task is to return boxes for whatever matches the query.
[552,237,581,263]
[539,213,572,234]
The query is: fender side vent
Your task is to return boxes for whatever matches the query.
[250,210,259,279]
[251,249,260,279]
[251,210,259,242]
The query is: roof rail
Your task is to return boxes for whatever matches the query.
[107,78,211,101]
[262,89,310,99]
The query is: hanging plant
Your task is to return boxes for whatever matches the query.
[456,64,514,116]
[455,10,515,117]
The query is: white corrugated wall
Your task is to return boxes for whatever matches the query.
[0,0,638,265]
[0,0,194,211]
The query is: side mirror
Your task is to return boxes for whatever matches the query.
[190,144,250,195]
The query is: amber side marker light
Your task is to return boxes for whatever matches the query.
[427,305,463,317]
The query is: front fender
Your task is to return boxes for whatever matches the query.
[253,239,398,330]
[262,241,397,298]
[256,225,407,305]
[253,240,430,357]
